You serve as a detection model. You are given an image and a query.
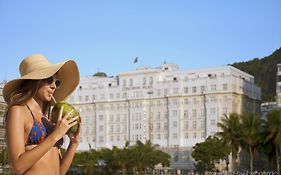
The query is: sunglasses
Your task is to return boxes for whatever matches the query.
[44,76,61,88]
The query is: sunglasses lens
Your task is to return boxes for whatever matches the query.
[45,76,61,88]
[55,80,61,88]
[46,77,54,84]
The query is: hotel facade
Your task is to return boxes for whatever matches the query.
[67,63,261,169]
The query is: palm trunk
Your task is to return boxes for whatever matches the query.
[249,147,253,172]
[231,150,237,172]
[276,148,280,175]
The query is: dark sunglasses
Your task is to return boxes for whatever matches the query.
[44,76,61,88]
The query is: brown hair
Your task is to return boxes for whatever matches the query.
[9,80,39,107]
[6,79,51,118]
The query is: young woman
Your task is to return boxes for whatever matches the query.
[3,54,80,175]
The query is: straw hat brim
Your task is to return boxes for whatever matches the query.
[3,60,79,105]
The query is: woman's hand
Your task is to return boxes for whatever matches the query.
[53,106,79,141]
[67,122,81,145]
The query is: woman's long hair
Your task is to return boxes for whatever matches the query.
[5,79,51,119]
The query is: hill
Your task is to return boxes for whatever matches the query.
[232,47,281,102]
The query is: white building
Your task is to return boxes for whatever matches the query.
[0,82,7,150]
[67,63,261,169]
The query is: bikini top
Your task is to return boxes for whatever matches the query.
[25,105,47,146]
[25,105,63,147]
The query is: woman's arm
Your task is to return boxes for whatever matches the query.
[60,125,80,175]
[6,105,78,174]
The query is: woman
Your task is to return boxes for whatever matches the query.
[3,54,80,175]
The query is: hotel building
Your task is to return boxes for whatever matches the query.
[67,63,261,169]
[0,82,7,150]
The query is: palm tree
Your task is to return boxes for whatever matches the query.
[217,113,241,171]
[240,113,262,172]
[264,109,281,174]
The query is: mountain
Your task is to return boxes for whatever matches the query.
[232,47,281,102]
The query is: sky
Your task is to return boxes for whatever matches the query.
[0,0,281,81]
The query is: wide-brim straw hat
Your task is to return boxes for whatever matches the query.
[3,54,80,105]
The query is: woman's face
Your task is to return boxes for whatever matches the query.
[35,75,61,102]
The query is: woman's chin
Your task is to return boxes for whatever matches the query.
[45,96,52,102]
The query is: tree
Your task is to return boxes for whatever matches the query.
[264,109,281,174]
[217,113,241,171]
[240,113,262,172]
[192,136,229,174]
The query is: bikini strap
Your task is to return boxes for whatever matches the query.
[26,104,35,120]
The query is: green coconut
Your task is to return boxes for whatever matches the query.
[51,101,80,134]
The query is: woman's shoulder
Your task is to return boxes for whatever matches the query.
[7,105,29,121]
[8,105,27,113]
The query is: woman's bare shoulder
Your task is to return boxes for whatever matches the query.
[7,105,28,121]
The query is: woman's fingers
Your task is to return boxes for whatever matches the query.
[63,109,74,119]
[68,121,78,128]
[58,106,64,120]
[68,116,79,124]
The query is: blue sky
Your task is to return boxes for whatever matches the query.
[0,1,281,81]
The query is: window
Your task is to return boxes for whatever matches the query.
[211,84,216,91]
[172,110,177,117]
[192,86,196,93]
[149,77,153,85]
[278,75,281,82]
[99,115,104,121]
[157,89,161,96]
[130,78,133,87]
[223,107,227,114]
[173,121,178,127]
[184,121,188,129]
[173,133,178,139]
[192,109,196,118]
[192,121,196,129]
[110,93,114,99]
[200,86,205,93]
[157,134,161,139]
[122,79,126,87]
[193,132,196,138]
[173,88,178,94]
[99,125,104,132]
[100,94,105,99]
[184,110,188,118]
[116,114,120,122]
[193,98,197,104]
[223,84,228,90]
[210,108,216,115]
[116,93,120,99]
[85,95,89,101]
[99,136,104,142]
[211,119,216,126]
[116,125,120,132]
[200,120,204,129]
[109,115,113,122]
[157,123,161,130]
[184,99,189,104]
[143,77,147,85]
[157,112,161,120]
[164,89,168,95]
[164,122,168,130]
[184,87,188,93]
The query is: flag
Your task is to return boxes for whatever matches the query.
[133,57,138,64]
